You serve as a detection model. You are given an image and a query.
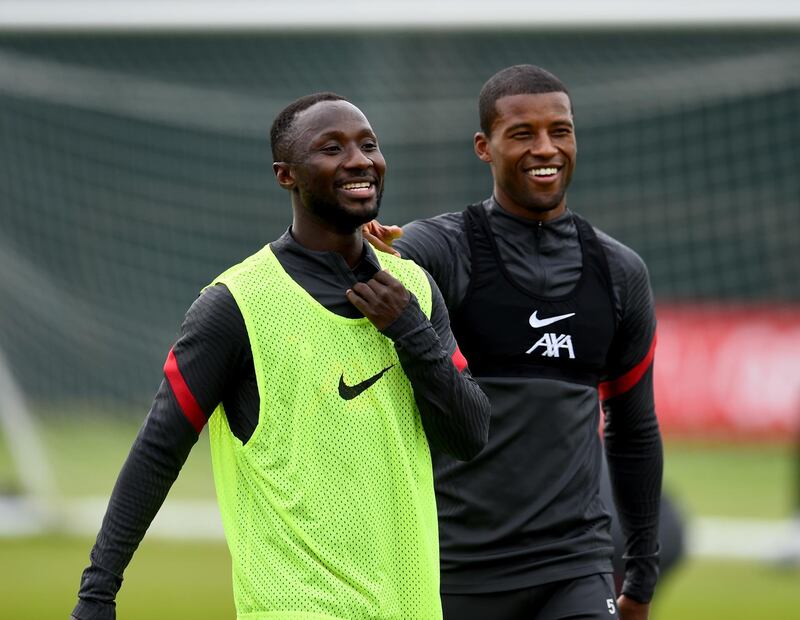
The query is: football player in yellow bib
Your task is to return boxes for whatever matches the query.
[72,93,490,620]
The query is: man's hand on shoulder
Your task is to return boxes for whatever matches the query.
[617,594,649,620]
[362,220,403,256]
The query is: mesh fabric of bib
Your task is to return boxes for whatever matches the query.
[209,245,440,620]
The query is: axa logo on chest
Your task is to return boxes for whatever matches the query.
[526,333,575,358]
[526,310,576,359]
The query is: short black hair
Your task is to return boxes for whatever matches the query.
[270,92,348,161]
[478,65,571,135]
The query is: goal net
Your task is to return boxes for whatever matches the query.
[0,8,798,529]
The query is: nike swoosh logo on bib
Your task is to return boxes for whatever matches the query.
[529,310,576,329]
[338,365,395,401]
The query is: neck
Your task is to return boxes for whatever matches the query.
[291,216,363,268]
[493,192,567,223]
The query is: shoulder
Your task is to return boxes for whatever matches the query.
[212,245,274,284]
[395,211,467,257]
[591,227,657,362]
[378,252,434,299]
[185,283,244,332]
[406,210,466,233]
[174,284,251,401]
[590,225,656,334]
[377,251,424,277]
[593,226,651,290]
[394,210,470,277]
[191,282,237,314]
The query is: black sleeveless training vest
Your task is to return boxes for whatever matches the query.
[451,204,617,387]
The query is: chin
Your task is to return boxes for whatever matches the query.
[528,194,565,214]
[347,197,381,223]
[332,203,380,233]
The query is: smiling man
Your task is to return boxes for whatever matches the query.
[367,65,664,620]
[71,93,490,620]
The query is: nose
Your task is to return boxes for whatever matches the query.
[530,131,558,158]
[343,144,373,169]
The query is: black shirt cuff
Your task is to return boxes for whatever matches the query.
[71,598,116,620]
[621,552,660,603]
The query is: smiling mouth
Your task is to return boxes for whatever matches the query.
[526,167,559,178]
[340,181,373,192]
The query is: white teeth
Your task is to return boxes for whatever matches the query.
[528,167,558,176]
[341,182,371,190]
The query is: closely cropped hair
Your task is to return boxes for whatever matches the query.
[479,65,571,135]
[270,92,348,161]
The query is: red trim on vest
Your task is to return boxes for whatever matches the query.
[164,348,206,434]
[451,344,468,373]
[599,333,657,401]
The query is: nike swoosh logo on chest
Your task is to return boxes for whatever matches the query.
[529,310,576,329]
[338,365,395,400]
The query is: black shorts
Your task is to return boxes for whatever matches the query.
[441,573,619,620]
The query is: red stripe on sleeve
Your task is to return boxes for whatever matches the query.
[599,333,657,401]
[163,348,207,434]
[451,344,468,373]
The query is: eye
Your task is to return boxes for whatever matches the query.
[320,144,342,154]
[362,140,378,152]
[552,127,573,137]
[511,131,531,140]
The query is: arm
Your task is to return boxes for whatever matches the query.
[71,390,198,620]
[346,270,490,461]
[603,368,662,619]
[71,285,248,619]
[599,252,663,615]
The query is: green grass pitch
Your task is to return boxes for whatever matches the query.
[1,416,798,618]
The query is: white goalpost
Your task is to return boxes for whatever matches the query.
[0,347,59,534]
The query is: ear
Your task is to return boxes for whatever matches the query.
[474,132,492,163]
[273,161,296,191]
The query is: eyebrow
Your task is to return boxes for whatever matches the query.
[503,119,573,133]
[310,128,373,143]
[504,122,532,133]
[311,132,378,152]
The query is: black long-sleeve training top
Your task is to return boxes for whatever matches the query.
[72,228,491,620]
[393,198,663,603]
